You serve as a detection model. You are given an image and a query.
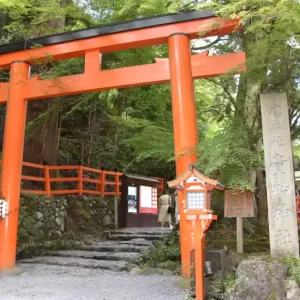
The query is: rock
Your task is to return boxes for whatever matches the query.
[21,216,34,228]
[28,227,39,237]
[19,256,129,272]
[36,212,44,220]
[103,215,111,227]
[130,267,142,275]
[18,227,29,241]
[37,230,44,238]
[36,221,43,229]
[55,217,62,226]
[101,231,111,239]
[225,250,245,275]
[286,278,300,300]
[53,231,62,239]
[225,258,287,300]
[84,240,93,246]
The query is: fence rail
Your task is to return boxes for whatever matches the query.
[0,161,164,198]
[296,196,300,222]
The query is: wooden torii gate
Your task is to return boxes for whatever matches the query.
[0,10,245,276]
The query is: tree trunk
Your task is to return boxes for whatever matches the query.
[23,0,67,168]
[255,167,269,235]
[24,100,60,166]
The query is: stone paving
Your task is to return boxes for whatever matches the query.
[0,264,186,300]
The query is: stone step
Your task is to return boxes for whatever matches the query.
[109,234,165,241]
[47,250,140,262]
[75,244,148,253]
[110,230,169,236]
[118,240,153,247]
[19,256,129,272]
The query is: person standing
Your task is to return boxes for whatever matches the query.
[174,190,179,225]
[158,191,173,229]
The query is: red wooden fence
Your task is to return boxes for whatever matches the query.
[0,161,164,198]
[296,196,300,222]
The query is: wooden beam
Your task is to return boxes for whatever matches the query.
[0,18,240,68]
[0,52,245,103]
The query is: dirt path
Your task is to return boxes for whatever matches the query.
[0,264,186,300]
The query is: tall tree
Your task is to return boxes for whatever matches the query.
[197,0,300,230]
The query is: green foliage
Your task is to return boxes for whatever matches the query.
[141,230,181,271]
[284,256,300,287]
[200,121,261,190]
[118,117,174,163]
[215,273,236,294]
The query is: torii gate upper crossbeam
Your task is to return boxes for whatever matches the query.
[0,10,239,68]
[0,52,245,102]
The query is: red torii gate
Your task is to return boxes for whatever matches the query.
[0,10,245,277]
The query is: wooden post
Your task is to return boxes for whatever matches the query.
[99,171,105,197]
[195,218,204,300]
[236,217,243,253]
[114,172,120,229]
[78,166,83,196]
[44,166,51,198]
[0,61,30,271]
[114,196,119,230]
[116,173,120,196]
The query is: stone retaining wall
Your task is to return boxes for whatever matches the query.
[18,194,115,249]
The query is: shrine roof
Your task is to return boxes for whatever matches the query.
[167,165,224,190]
[122,173,160,183]
[0,10,214,55]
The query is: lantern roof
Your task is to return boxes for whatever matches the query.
[167,164,224,190]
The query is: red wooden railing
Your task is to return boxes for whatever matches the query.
[296,196,300,222]
[0,161,164,198]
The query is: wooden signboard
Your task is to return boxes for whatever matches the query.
[224,190,255,254]
[224,190,254,217]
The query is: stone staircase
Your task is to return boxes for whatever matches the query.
[19,228,171,272]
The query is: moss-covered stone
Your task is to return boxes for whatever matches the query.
[225,258,287,300]
[17,194,115,256]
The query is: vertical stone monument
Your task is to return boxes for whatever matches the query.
[260,92,299,257]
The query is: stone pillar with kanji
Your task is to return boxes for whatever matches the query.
[260,92,299,257]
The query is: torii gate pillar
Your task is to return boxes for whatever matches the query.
[0,61,30,271]
[168,33,198,278]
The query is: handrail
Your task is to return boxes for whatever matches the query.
[0,161,164,198]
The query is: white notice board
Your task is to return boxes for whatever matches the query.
[140,186,152,208]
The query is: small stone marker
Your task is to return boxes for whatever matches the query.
[260,92,299,257]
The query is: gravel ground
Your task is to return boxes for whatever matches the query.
[0,264,186,300]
